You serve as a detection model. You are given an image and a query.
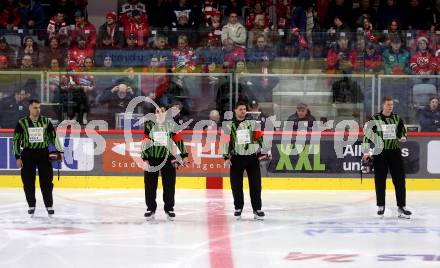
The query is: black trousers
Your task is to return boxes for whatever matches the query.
[144,158,176,212]
[230,154,262,211]
[20,149,54,208]
[373,149,406,207]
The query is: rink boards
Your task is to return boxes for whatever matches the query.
[1,131,440,189]
[1,176,440,190]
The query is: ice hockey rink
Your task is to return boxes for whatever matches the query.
[0,189,439,268]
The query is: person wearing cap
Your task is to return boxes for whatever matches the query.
[97,11,125,48]
[286,103,316,132]
[410,35,437,75]
[326,32,358,74]
[70,9,96,49]
[123,9,149,47]
[382,35,410,75]
[169,8,199,46]
[171,0,200,29]
[68,33,95,67]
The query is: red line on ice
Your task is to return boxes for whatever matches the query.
[207,189,234,268]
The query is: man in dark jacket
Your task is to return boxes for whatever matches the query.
[17,0,47,34]
[286,103,316,131]
[0,89,29,128]
[331,74,364,104]
[98,80,137,128]
[420,96,440,132]
[96,12,125,48]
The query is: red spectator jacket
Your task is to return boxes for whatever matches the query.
[123,16,149,47]
[223,46,245,72]
[70,22,97,49]
[364,29,376,43]
[141,66,169,99]
[0,7,21,27]
[245,12,270,30]
[47,17,68,39]
[365,53,382,72]
[292,28,308,49]
[202,3,220,22]
[327,47,358,71]
[275,2,291,28]
[410,50,437,75]
[68,46,95,67]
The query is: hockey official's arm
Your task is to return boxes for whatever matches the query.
[171,132,188,158]
[141,122,153,160]
[362,117,376,154]
[47,119,64,153]
[397,117,407,139]
[13,120,24,160]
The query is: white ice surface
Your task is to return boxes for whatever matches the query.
[0,189,439,268]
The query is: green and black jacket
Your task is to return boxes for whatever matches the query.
[222,117,268,159]
[141,121,188,160]
[362,112,407,153]
[13,116,63,159]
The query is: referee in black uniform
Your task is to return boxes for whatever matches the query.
[141,105,189,221]
[13,99,63,216]
[362,96,412,219]
[223,101,271,220]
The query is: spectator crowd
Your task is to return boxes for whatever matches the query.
[0,0,439,131]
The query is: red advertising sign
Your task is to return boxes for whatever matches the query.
[102,138,229,174]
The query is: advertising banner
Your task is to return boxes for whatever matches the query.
[102,139,229,174]
[0,137,94,171]
[269,141,420,174]
[0,132,437,178]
